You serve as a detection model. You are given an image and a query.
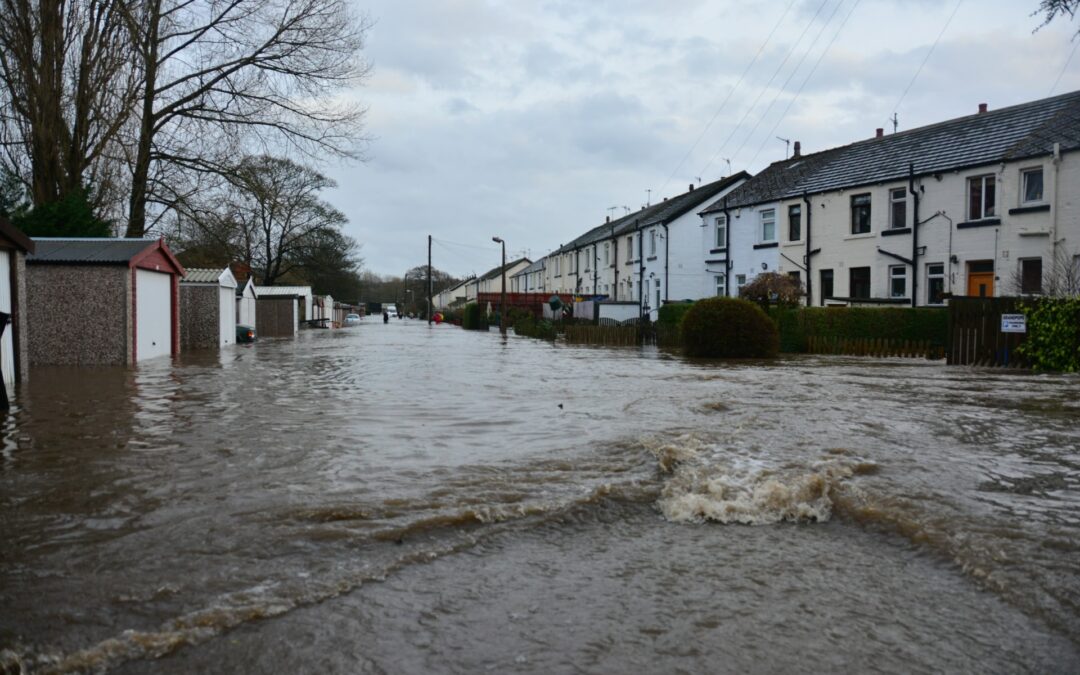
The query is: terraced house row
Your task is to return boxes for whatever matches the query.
[510,90,1080,319]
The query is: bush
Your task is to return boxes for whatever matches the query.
[1018,298,1080,372]
[658,301,695,328]
[769,306,947,352]
[681,297,779,358]
[512,313,557,340]
[740,272,803,309]
[461,303,488,330]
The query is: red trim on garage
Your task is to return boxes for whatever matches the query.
[130,266,138,363]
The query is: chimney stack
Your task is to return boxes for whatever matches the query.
[876,128,884,138]
[688,183,694,191]
[978,103,988,114]
[793,141,801,158]
[605,215,610,223]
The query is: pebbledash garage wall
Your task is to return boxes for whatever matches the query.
[180,267,238,350]
[26,238,185,366]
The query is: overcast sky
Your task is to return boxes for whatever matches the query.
[323,0,1080,279]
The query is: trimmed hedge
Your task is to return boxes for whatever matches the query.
[461,303,488,330]
[658,301,695,328]
[681,297,779,358]
[770,306,947,353]
[512,314,558,340]
[1018,298,1080,372]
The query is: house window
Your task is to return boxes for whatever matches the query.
[1021,258,1042,295]
[788,204,801,241]
[714,215,727,248]
[889,265,907,298]
[819,269,834,305]
[890,188,907,229]
[849,267,871,298]
[655,278,661,309]
[1022,168,1043,204]
[649,229,657,256]
[736,274,747,290]
[927,263,945,305]
[760,209,776,242]
[851,194,871,234]
[604,242,610,266]
[968,174,996,220]
[554,257,561,276]
[715,274,726,297]
[788,271,801,285]
[626,236,633,260]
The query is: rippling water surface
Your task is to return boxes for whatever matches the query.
[2,318,1079,673]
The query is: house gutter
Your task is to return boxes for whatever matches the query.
[612,221,619,301]
[908,163,920,308]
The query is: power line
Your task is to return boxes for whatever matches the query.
[747,0,864,169]
[698,0,832,180]
[1049,36,1080,96]
[890,0,963,123]
[657,0,798,195]
[728,0,846,167]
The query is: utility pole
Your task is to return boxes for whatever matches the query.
[492,237,507,334]
[427,235,433,324]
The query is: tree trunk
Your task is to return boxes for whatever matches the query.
[125,0,160,238]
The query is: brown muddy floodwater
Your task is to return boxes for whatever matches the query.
[2,318,1080,673]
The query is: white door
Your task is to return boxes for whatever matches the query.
[0,251,12,384]
[219,286,235,346]
[135,269,172,361]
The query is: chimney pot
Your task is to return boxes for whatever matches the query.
[605,215,610,223]
[689,183,694,191]
[876,128,884,138]
[793,141,801,158]
[978,103,988,114]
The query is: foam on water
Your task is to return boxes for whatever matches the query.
[647,434,874,525]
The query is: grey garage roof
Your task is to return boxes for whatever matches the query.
[182,268,225,284]
[28,238,159,264]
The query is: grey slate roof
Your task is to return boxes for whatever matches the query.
[478,257,530,281]
[702,89,1080,214]
[182,268,225,284]
[511,259,545,277]
[28,238,157,264]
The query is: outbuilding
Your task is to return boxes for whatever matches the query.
[254,286,307,337]
[180,267,238,350]
[26,238,185,365]
[0,216,35,387]
[236,277,258,328]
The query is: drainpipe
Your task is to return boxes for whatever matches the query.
[1052,142,1062,264]
[612,223,619,301]
[636,220,644,319]
[722,197,732,297]
[909,163,920,308]
[662,221,670,304]
[593,244,599,295]
[803,192,813,306]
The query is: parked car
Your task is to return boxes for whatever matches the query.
[236,324,256,343]
[343,313,361,326]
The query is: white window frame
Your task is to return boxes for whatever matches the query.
[655,278,661,308]
[759,209,776,243]
[603,242,610,266]
[1021,167,1044,205]
[968,174,996,220]
[714,215,727,249]
[626,236,633,260]
[736,274,747,290]
[787,204,801,242]
[889,187,907,230]
[715,274,726,297]
[889,265,907,298]
[926,263,945,305]
[649,229,657,256]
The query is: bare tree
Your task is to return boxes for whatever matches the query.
[121,0,371,237]
[0,0,138,211]
[1035,1,1079,32]
[1009,247,1080,297]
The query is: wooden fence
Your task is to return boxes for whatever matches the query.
[805,336,940,359]
[946,297,1029,367]
[563,324,642,346]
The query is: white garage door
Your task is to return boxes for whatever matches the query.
[136,269,172,361]
[0,250,12,384]
[219,285,235,346]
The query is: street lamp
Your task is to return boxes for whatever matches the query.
[492,236,506,334]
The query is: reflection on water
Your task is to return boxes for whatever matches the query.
[2,318,1079,672]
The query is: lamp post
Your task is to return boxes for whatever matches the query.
[492,236,506,334]
[405,288,413,317]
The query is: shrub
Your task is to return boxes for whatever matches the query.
[1018,298,1080,372]
[461,303,488,330]
[681,297,779,358]
[769,306,947,352]
[512,313,557,340]
[739,272,803,309]
[658,301,695,328]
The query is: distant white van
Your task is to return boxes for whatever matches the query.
[384,303,398,317]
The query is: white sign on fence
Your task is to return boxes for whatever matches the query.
[1001,313,1027,333]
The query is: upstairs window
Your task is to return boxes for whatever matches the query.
[714,215,727,248]
[760,209,776,243]
[851,194,871,234]
[626,236,633,260]
[649,229,657,256]
[1022,168,1043,204]
[788,204,802,241]
[968,174,996,220]
[604,242,610,266]
[889,188,907,229]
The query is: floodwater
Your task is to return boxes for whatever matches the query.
[2,319,1079,674]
